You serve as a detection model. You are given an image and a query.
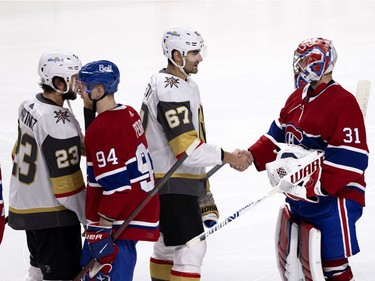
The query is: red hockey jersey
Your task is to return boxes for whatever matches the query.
[85,104,160,241]
[249,81,369,205]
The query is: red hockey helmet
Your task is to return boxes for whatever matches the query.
[293,38,337,88]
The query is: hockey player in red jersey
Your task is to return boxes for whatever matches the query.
[247,38,368,280]
[141,26,252,281]
[0,165,5,245]
[8,50,86,280]
[77,60,160,281]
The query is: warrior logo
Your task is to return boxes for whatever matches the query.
[164,76,179,88]
[290,156,323,184]
[54,110,71,124]
[285,124,303,145]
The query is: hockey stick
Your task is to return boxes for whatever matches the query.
[356,80,371,117]
[73,139,201,281]
[186,80,371,248]
[206,163,224,178]
[186,187,279,248]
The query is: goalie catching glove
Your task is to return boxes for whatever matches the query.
[199,180,219,227]
[266,144,327,203]
[80,223,118,281]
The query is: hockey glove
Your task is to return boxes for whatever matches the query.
[279,164,327,203]
[0,177,5,244]
[266,147,326,203]
[81,223,118,280]
[85,223,118,264]
[199,191,219,228]
[82,262,112,281]
[0,203,4,245]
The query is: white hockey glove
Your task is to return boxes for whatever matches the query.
[199,188,219,228]
[266,145,327,203]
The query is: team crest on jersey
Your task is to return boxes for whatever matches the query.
[285,124,303,145]
[164,76,179,88]
[54,109,71,124]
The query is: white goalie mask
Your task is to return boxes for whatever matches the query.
[266,144,324,194]
[38,50,82,94]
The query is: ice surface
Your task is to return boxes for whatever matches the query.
[0,1,374,280]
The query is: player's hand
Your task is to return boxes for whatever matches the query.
[229,149,253,171]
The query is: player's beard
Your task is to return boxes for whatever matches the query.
[62,89,77,101]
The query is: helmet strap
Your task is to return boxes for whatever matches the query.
[89,92,107,113]
[171,56,189,79]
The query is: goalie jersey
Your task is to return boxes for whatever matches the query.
[9,94,86,230]
[141,69,223,197]
[249,81,369,205]
[84,105,160,242]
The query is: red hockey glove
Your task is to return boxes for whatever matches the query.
[0,203,5,244]
[83,262,112,281]
[85,223,118,264]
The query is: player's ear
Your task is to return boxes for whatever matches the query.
[98,84,105,95]
[172,50,183,66]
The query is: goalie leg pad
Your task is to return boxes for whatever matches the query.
[299,221,325,281]
[275,204,304,281]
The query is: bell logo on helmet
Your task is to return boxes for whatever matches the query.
[99,64,113,73]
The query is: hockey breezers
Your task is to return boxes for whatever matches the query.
[73,139,202,281]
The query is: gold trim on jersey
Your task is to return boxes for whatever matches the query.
[9,205,67,214]
[51,170,85,195]
[169,131,199,156]
[154,173,206,180]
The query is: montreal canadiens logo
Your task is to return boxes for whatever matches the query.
[285,124,303,145]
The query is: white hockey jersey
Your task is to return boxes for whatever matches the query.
[8,94,86,230]
[141,69,222,197]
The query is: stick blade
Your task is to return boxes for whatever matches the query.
[356,80,371,117]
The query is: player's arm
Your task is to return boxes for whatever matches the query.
[248,120,284,171]
[157,100,227,167]
[42,134,87,224]
[320,95,369,196]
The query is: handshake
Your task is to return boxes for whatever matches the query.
[223,149,253,172]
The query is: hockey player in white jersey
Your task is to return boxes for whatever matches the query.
[8,50,87,281]
[141,26,252,281]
